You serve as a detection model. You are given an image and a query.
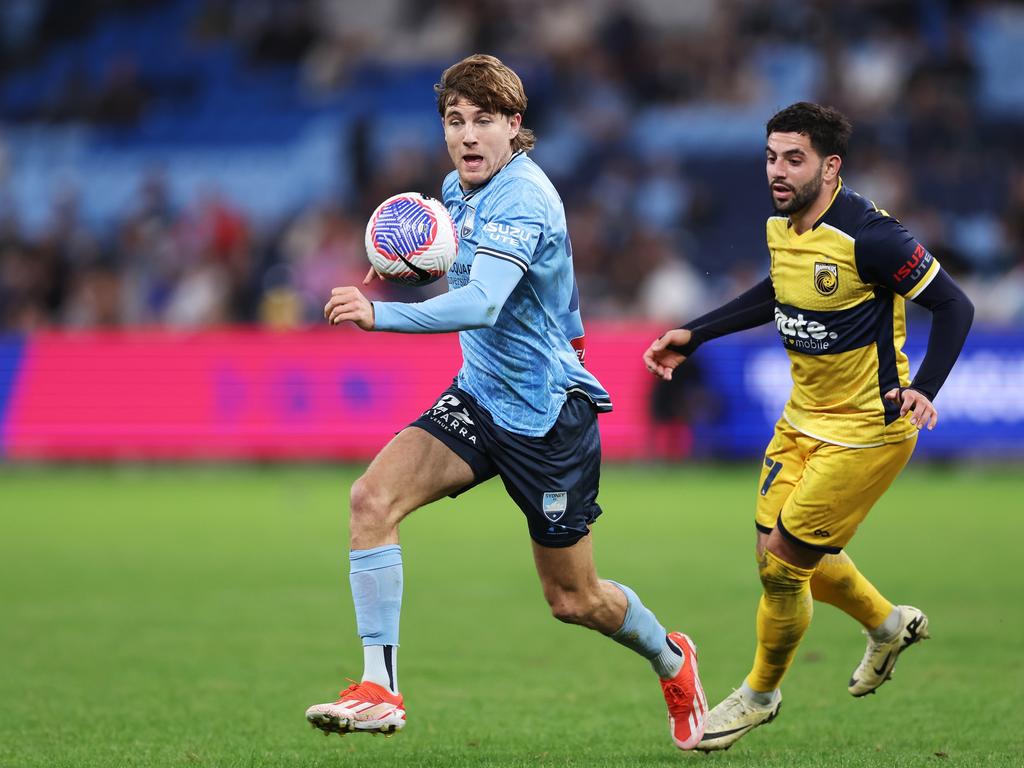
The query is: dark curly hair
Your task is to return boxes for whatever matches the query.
[767,102,852,159]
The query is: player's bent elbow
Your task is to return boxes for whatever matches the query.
[480,304,501,328]
[464,301,501,329]
[963,294,975,326]
[947,282,974,325]
[461,281,503,328]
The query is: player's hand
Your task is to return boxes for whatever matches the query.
[644,329,691,381]
[324,286,375,331]
[362,266,383,285]
[884,387,938,430]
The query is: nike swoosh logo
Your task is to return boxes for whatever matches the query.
[396,252,432,282]
[904,615,923,644]
[702,725,753,739]
[873,652,893,676]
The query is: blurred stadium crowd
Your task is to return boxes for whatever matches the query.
[1,0,1023,332]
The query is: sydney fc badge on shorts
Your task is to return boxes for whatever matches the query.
[814,262,838,295]
[542,491,568,522]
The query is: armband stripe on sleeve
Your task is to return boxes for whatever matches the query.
[476,247,529,274]
[905,260,940,300]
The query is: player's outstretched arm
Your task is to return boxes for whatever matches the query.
[643,277,775,378]
[371,254,529,334]
[324,256,524,334]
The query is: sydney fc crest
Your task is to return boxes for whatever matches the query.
[542,491,568,522]
[814,262,838,295]
[460,207,475,239]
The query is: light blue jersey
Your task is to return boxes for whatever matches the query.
[373,152,611,436]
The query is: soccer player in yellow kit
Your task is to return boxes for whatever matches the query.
[644,102,974,751]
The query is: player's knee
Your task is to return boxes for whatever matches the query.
[348,475,392,533]
[758,550,814,595]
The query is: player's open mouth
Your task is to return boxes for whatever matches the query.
[463,154,484,170]
[772,184,793,197]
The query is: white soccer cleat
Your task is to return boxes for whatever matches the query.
[696,688,782,752]
[848,605,930,697]
[305,681,406,736]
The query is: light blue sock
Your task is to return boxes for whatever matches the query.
[608,580,683,679]
[349,545,403,647]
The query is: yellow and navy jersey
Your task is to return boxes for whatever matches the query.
[767,179,941,447]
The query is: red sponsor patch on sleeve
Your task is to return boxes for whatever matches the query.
[571,336,586,365]
[892,243,928,283]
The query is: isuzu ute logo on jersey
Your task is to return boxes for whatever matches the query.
[814,262,838,295]
[775,307,839,351]
[892,243,932,283]
[483,222,531,247]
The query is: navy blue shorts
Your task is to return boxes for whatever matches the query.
[410,385,604,548]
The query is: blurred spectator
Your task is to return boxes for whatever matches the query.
[278,202,366,322]
[963,164,1024,326]
[647,361,719,461]
[0,132,9,184]
[92,57,147,125]
[246,2,316,65]
[116,171,181,323]
[62,262,123,327]
[637,245,707,325]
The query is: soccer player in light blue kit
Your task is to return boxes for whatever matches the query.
[306,54,706,750]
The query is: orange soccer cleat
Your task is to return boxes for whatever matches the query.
[660,632,708,750]
[305,681,406,736]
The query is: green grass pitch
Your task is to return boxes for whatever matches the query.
[1,464,1022,767]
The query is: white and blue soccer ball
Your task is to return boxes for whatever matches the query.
[364,193,458,286]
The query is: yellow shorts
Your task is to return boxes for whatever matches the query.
[754,419,917,553]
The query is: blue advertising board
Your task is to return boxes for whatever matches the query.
[692,329,1024,459]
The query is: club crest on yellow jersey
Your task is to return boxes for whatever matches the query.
[814,262,838,295]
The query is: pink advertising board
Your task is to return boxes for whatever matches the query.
[4,325,662,460]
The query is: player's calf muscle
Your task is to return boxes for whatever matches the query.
[542,579,627,634]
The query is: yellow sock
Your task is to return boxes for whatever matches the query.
[810,552,893,631]
[746,550,816,692]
